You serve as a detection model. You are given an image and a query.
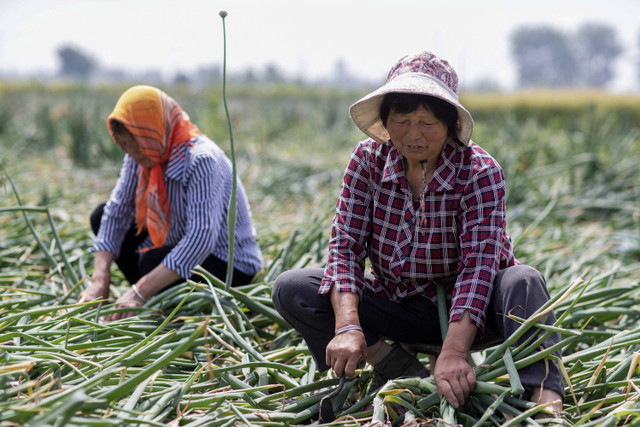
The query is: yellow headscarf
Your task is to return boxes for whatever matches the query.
[107,85,201,250]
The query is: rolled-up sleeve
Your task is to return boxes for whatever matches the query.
[320,144,373,297]
[449,165,507,329]
[92,156,137,257]
[162,155,222,279]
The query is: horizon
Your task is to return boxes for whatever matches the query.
[1,0,639,92]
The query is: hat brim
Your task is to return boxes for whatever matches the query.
[349,72,474,145]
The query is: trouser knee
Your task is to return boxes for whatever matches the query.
[272,268,325,318]
[272,270,299,312]
[493,264,551,321]
[271,269,333,365]
[493,265,564,397]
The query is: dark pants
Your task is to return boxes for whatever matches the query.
[272,265,564,397]
[91,203,253,287]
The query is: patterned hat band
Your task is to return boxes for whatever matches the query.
[386,51,459,93]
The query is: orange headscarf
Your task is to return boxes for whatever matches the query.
[107,85,201,250]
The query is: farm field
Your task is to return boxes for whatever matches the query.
[1,83,640,426]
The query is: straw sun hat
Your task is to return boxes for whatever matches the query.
[349,51,474,146]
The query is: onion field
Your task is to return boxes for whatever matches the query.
[1,84,639,426]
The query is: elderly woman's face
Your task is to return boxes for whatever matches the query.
[386,105,448,168]
[114,128,155,168]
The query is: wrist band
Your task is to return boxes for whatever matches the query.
[131,284,147,303]
[335,325,363,335]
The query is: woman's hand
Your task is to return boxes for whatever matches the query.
[328,286,364,377]
[80,250,114,306]
[434,349,476,408]
[326,330,367,378]
[435,310,478,408]
[79,277,110,304]
[103,264,181,322]
[105,287,146,322]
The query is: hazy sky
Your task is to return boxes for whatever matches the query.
[1,0,638,91]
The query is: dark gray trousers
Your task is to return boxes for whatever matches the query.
[272,265,563,397]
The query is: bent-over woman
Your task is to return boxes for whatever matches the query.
[80,85,263,321]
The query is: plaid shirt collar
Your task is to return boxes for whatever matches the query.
[381,137,463,192]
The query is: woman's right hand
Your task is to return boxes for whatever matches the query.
[326,329,367,378]
[79,273,110,304]
[79,251,114,305]
[328,286,365,377]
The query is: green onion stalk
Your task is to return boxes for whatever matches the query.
[219,10,237,292]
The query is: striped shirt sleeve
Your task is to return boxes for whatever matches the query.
[449,163,507,329]
[92,155,138,257]
[319,143,373,297]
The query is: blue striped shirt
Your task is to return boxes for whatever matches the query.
[93,135,264,279]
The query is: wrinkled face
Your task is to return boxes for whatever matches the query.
[386,105,449,168]
[113,127,155,168]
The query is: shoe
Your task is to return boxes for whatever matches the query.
[368,343,430,391]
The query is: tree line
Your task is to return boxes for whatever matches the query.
[54,21,637,90]
[510,22,625,88]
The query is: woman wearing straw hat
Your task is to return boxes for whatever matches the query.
[272,52,563,412]
[79,85,263,321]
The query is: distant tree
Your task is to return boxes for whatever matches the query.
[331,59,358,88]
[243,68,259,84]
[101,68,128,82]
[332,59,349,82]
[573,23,622,87]
[138,70,164,85]
[510,26,578,87]
[264,63,285,83]
[173,72,190,85]
[56,44,97,80]
[196,65,222,83]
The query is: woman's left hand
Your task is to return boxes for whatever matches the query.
[434,311,478,408]
[103,265,180,322]
[104,288,146,322]
[434,349,476,408]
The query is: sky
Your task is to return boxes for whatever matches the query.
[1,0,638,91]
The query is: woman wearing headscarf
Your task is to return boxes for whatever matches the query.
[272,52,563,412]
[80,85,263,321]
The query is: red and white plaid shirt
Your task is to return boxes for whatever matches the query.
[319,137,518,329]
